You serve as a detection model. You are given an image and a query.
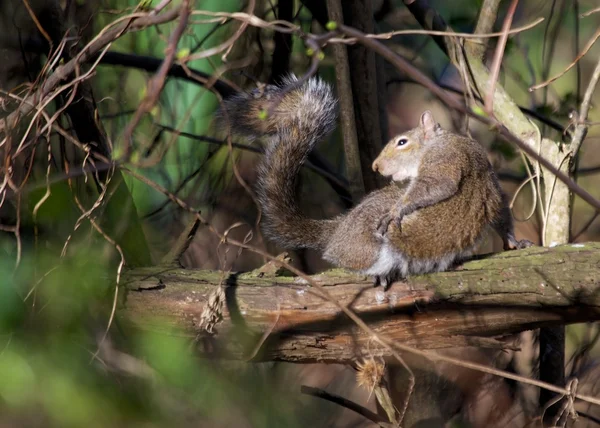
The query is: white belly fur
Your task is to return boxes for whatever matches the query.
[364,242,476,278]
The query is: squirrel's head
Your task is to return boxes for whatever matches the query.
[372,110,442,181]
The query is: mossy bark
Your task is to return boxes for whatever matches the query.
[121,243,600,363]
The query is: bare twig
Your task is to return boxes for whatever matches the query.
[529,27,600,92]
[121,0,191,159]
[151,0,173,15]
[573,212,600,242]
[160,217,201,266]
[300,385,392,427]
[61,154,125,361]
[21,0,52,46]
[570,55,600,168]
[98,51,240,96]
[186,0,256,62]
[386,78,565,132]
[190,9,543,43]
[484,0,519,114]
[0,8,181,134]
[581,6,600,17]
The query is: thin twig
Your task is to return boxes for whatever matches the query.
[21,0,52,45]
[300,385,391,427]
[573,212,600,242]
[151,0,172,15]
[186,0,256,62]
[386,78,565,132]
[485,0,519,114]
[581,6,600,17]
[97,51,240,97]
[121,0,191,159]
[190,9,543,43]
[0,7,181,134]
[529,27,600,91]
[570,54,600,168]
[160,217,201,265]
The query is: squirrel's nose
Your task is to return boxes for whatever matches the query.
[372,160,379,172]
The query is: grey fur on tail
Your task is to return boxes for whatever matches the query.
[219,75,340,250]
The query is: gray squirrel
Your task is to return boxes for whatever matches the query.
[220,75,531,287]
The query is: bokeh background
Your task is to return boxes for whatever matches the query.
[1,0,600,426]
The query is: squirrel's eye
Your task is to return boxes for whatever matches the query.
[397,138,408,147]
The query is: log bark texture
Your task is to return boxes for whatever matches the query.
[122,243,600,363]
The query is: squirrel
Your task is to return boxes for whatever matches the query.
[219,75,532,287]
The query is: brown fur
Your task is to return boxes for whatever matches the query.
[219,76,340,250]
[372,111,531,261]
[386,133,503,259]
[220,78,530,285]
[324,185,404,270]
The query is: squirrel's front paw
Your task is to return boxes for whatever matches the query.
[376,214,392,238]
[376,211,403,238]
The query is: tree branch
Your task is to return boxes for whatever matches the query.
[472,0,501,57]
[122,243,600,363]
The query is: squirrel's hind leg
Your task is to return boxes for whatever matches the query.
[503,233,534,251]
[373,273,401,291]
[373,275,387,289]
[493,197,535,250]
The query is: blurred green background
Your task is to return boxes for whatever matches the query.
[1,0,600,426]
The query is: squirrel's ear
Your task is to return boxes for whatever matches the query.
[419,110,439,134]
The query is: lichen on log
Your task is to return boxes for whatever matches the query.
[121,243,600,363]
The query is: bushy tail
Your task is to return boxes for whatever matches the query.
[220,75,339,250]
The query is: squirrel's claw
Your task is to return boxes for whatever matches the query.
[513,239,534,250]
[393,213,404,229]
[503,235,534,251]
[376,211,404,238]
[376,214,393,238]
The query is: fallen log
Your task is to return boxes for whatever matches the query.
[121,242,600,363]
